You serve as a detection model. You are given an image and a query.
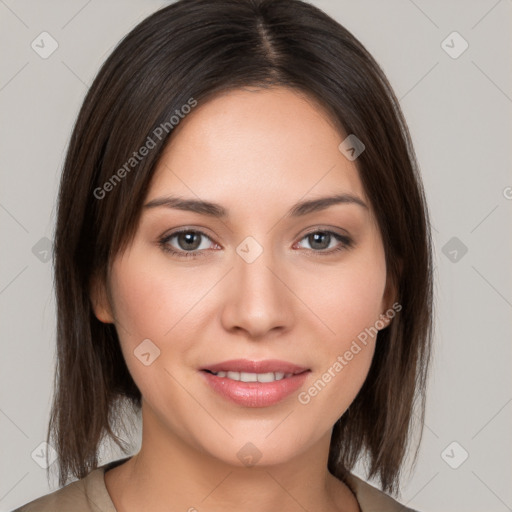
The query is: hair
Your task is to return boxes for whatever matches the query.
[48,0,434,496]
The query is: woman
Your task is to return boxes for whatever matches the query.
[14,0,433,510]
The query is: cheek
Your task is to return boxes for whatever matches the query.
[311,257,387,346]
[109,252,203,342]
[107,250,226,400]
[107,256,190,384]
[297,250,386,415]
[108,258,201,414]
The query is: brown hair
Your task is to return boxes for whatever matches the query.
[48,0,434,495]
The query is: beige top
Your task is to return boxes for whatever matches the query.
[13,457,417,512]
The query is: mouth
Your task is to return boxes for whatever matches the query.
[200,358,310,375]
[199,359,311,407]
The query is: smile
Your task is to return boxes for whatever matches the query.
[200,368,310,407]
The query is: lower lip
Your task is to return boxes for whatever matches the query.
[200,370,310,407]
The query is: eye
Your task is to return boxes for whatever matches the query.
[158,229,217,258]
[294,230,353,255]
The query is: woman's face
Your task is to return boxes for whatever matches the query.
[94,86,393,468]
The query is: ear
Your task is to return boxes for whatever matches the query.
[89,272,114,324]
[378,269,399,330]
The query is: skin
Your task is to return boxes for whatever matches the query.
[93,86,395,512]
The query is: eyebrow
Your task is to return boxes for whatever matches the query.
[144,193,368,218]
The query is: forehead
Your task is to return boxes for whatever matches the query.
[147,87,369,218]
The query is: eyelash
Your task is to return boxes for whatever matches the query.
[158,228,354,259]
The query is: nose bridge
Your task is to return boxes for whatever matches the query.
[236,237,279,294]
[220,235,293,337]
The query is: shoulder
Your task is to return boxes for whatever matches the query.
[11,462,119,512]
[345,473,419,512]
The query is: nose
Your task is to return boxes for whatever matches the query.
[219,241,295,339]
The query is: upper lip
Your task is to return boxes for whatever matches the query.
[200,359,310,374]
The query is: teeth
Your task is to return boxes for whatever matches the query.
[210,371,294,382]
[257,372,278,383]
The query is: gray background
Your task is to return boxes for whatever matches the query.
[1,1,511,511]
